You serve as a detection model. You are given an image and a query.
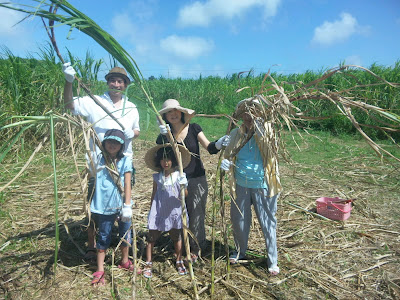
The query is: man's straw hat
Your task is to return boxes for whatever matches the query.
[158,99,195,123]
[105,67,131,85]
[145,143,191,172]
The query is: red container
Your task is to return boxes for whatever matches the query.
[316,197,352,221]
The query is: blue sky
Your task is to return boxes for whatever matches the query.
[1,0,399,79]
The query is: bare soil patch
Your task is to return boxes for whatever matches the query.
[1,139,399,299]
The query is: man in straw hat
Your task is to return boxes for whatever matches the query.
[62,63,140,261]
[220,97,282,275]
[156,98,230,262]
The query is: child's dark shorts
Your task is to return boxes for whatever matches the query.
[96,213,132,250]
[147,229,182,243]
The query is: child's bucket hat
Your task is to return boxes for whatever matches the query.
[102,129,125,158]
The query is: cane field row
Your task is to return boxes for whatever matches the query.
[1,45,400,147]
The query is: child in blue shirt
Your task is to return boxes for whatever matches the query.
[89,129,133,286]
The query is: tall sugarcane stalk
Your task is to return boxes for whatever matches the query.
[155,115,199,299]
[210,118,233,297]
[49,113,59,273]
[131,218,137,299]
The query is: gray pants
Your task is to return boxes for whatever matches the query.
[186,175,208,254]
[231,184,279,268]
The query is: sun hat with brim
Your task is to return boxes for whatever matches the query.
[233,97,263,119]
[158,99,195,123]
[105,67,131,85]
[145,143,191,172]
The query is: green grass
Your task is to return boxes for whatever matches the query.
[284,129,400,164]
[0,192,8,219]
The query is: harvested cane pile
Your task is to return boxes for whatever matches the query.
[0,134,399,299]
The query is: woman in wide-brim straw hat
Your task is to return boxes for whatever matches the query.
[220,96,282,276]
[156,98,230,262]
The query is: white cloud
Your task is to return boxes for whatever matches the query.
[127,0,157,22]
[160,35,214,60]
[0,7,36,51]
[312,12,369,46]
[0,7,23,36]
[177,0,281,27]
[111,12,139,40]
[110,10,162,65]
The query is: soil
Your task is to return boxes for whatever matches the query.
[1,139,399,299]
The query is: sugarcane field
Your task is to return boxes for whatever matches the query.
[1,133,400,299]
[1,1,400,300]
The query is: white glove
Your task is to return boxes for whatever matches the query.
[178,173,188,188]
[121,203,132,222]
[220,159,233,171]
[255,118,265,137]
[62,62,76,83]
[124,128,135,139]
[215,135,230,150]
[159,123,170,135]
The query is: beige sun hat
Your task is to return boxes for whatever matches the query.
[233,97,263,119]
[144,143,191,172]
[158,99,195,123]
[105,66,131,85]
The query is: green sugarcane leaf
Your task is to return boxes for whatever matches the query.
[1,119,46,130]
[378,110,400,124]
[0,124,35,163]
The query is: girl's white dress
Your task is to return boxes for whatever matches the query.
[148,171,187,231]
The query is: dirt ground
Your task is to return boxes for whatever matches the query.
[1,139,399,299]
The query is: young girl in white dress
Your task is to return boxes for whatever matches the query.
[143,144,191,278]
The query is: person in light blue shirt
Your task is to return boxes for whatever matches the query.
[89,129,134,286]
[221,97,282,276]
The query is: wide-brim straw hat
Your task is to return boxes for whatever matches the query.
[105,67,131,85]
[158,99,195,123]
[233,97,263,119]
[144,143,191,172]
